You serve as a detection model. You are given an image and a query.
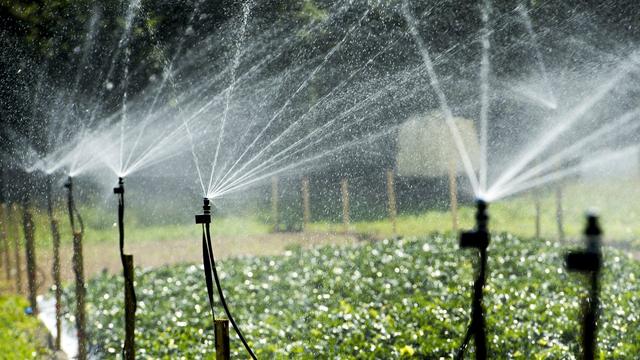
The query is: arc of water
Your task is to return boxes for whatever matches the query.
[208,8,371,196]
[479,0,492,194]
[207,1,254,194]
[488,52,639,195]
[491,109,640,199]
[403,2,480,195]
[491,144,640,201]
[213,126,397,198]
[211,29,398,193]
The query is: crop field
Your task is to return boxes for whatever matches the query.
[58,234,640,359]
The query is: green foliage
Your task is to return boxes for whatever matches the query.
[59,234,640,358]
[0,294,50,358]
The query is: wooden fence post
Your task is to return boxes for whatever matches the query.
[556,186,565,243]
[0,204,11,282]
[448,155,458,233]
[214,319,231,360]
[73,231,87,360]
[341,178,350,234]
[534,192,541,238]
[302,177,311,232]
[50,217,62,350]
[11,204,22,294]
[22,206,38,314]
[271,176,279,232]
[386,170,397,236]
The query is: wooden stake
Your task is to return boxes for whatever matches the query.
[556,186,565,243]
[341,178,350,234]
[72,231,87,360]
[215,319,231,360]
[0,204,11,282]
[271,176,279,232]
[534,192,541,239]
[50,218,62,350]
[22,206,37,314]
[123,254,136,360]
[386,170,397,236]
[448,155,458,233]
[10,204,22,294]
[302,176,311,232]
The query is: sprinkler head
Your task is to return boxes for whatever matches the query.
[566,214,602,273]
[64,176,73,190]
[195,197,211,224]
[460,199,490,250]
[113,177,124,194]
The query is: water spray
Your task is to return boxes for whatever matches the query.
[565,213,602,360]
[456,199,489,360]
[64,176,88,360]
[195,198,257,359]
[114,177,136,360]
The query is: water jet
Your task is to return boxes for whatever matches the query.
[456,199,489,360]
[195,197,257,359]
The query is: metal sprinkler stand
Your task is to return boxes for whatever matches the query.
[64,177,87,360]
[196,198,256,360]
[114,177,136,360]
[456,199,489,360]
[565,214,602,360]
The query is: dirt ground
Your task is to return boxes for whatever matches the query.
[21,232,360,293]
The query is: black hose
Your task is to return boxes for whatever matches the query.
[202,221,257,359]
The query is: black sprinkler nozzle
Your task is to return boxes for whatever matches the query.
[114,177,124,194]
[195,198,211,224]
[566,214,602,273]
[460,199,490,250]
[64,176,73,190]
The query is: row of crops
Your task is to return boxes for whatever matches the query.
[58,234,640,358]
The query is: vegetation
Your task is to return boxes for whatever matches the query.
[0,292,51,358]
[60,233,640,358]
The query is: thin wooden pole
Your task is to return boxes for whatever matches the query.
[556,186,565,243]
[22,205,38,314]
[271,176,279,232]
[448,155,458,233]
[47,180,62,350]
[534,192,541,239]
[73,231,87,360]
[215,319,231,360]
[10,204,22,294]
[386,170,397,236]
[302,176,311,232]
[341,178,350,234]
[123,254,136,360]
[0,204,11,282]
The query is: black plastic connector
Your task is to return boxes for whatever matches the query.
[459,199,490,250]
[114,177,124,194]
[566,214,602,273]
[195,198,212,224]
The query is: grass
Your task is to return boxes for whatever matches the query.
[0,291,51,358]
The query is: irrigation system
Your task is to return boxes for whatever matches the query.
[196,197,257,359]
[114,177,137,360]
[456,199,490,360]
[566,214,603,360]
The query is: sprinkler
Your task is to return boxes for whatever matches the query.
[114,177,136,360]
[456,199,489,360]
[565,213,602,360]
[196,198,257,360]
[64,176,88,360]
